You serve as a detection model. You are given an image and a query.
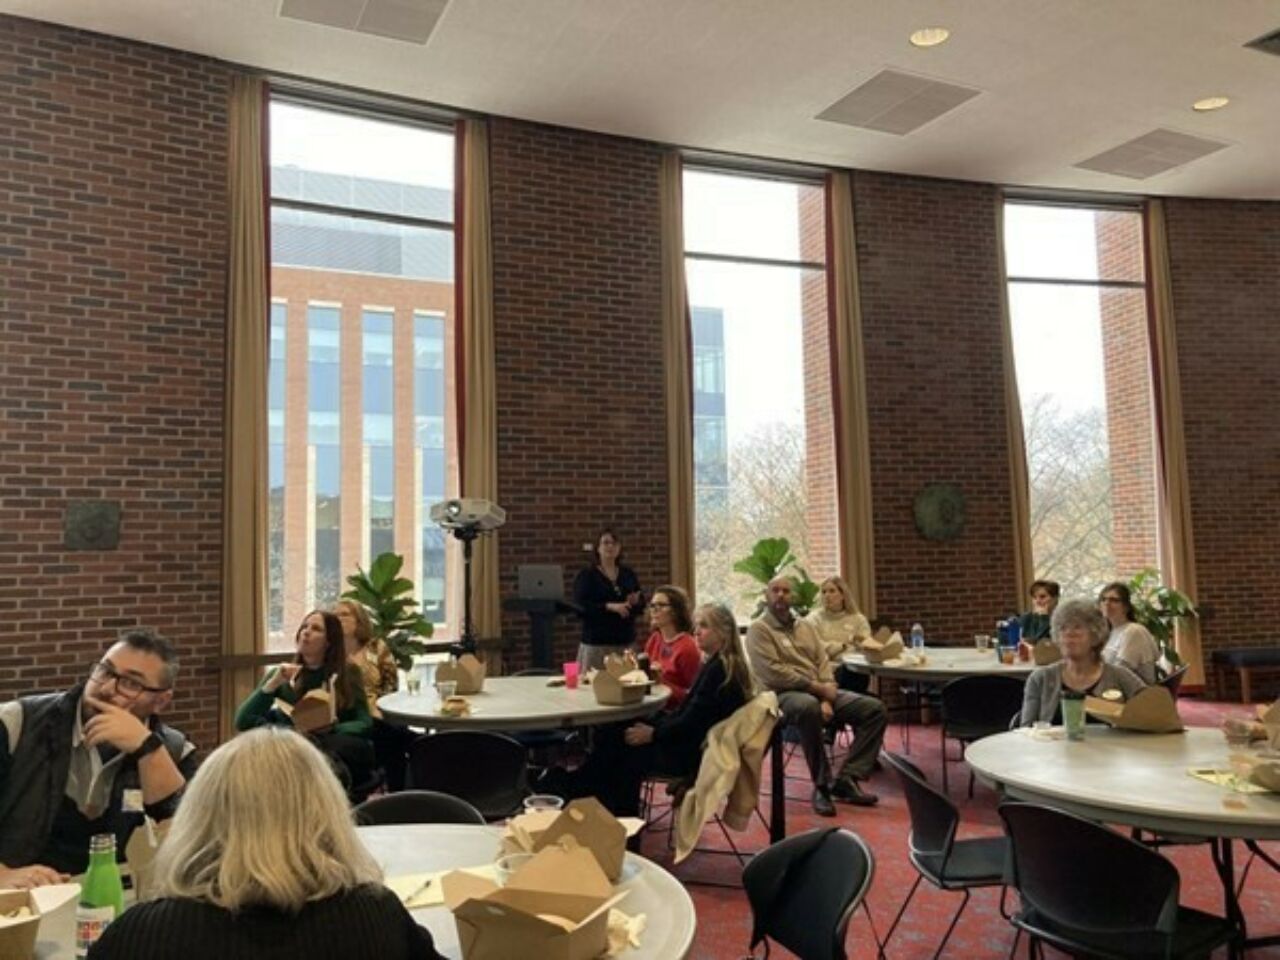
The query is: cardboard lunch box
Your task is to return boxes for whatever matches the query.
[435,654,486,695]
[1084,685,1184,733]
[592,654,649,706]
[0,889,40,960]
[501,796,641,882]
[274,686,336,735]
[442,839,627,960]
[1031,639,1062,666]
[861,628,903,664]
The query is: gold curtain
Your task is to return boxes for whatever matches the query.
[1146,199,1204,686]
[660,152,695,592]
[825,173,876,617]
[456,118,501,647]
[995,200,1034,604]
[220,74,269,738]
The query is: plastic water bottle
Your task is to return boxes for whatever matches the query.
[909,623,925,651]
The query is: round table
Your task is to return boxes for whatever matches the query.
[359,823,696,959]
[965,726,1280,840]
[841,646,1036,683]
[378,676,670,730]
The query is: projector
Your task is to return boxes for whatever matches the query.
[429,498,507,532]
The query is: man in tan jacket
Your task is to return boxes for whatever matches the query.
[746,577,887,816]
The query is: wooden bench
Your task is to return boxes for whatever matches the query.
[1211,648,1280,703]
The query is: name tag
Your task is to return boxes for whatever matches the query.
[122,789,144,813]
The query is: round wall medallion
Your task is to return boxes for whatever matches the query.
[913,484,966,541]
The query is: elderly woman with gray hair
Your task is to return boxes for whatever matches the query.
[1020,597,1147,726]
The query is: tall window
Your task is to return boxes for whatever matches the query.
[267,97,456,648]
[683,169,837,618]
[1004,201,1156,594]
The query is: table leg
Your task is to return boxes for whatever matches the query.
[1211,837,1245,957]
[769,725,785,843]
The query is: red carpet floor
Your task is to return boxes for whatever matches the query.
[634,699,1280,960]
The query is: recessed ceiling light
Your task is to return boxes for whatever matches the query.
[910,27,950,48]
[1192,96,1230,112]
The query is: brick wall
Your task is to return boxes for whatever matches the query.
[1163,199,1280,700]
[1095,211,1158,578]
[853,172,1020,638]
[487,118,668,670]
[0,16,229,749]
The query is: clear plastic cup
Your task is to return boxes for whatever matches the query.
[435,679,457,701]
[523,794,565,814]
[974,634,990,651]
[494,853,534,886]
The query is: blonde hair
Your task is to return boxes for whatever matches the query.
[818,576,859,615]
[695,603,755,702]
[149,727,381,912]
[334,599,374,649]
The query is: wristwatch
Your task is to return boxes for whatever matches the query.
[129,731,164,761]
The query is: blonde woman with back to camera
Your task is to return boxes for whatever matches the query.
[87,727,443,959]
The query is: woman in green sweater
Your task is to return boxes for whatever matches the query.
[235,610,374,791]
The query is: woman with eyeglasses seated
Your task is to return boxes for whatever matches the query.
[552,603,755,817]
[1098,581,1161,684]
[235,611,374,792]
[643,585,700,709]
[88,727,443,959]
[1020,597,1146,725]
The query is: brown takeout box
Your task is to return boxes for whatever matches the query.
[275,685,336,735]
[0,889,41,960]
[1084,685,1184,733]
[435,654,487,695]
[862,628,903,664]
[1031,639,1062,666]
[1257,699,1280,726]
[592,653,649,706]
[442,839,626,960]
[1250,761,1280,793]
[501,796,640,882]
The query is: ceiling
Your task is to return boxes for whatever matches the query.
[5,0,1280,199]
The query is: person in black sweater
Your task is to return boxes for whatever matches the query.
[571,528,644,670]
[89,726,441,960]
[569,602,755,817]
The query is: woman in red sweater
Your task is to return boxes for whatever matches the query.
[644,585,701,709]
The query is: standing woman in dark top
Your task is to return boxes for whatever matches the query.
[571,529,643,670]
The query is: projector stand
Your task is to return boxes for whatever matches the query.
[450,525,481,656]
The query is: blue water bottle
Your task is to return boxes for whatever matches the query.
[909,622,925,651]
[1006,617,1021,649]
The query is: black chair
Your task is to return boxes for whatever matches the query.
[939,675,1026,795]
[999,802,1235,959]
[354,789,485,826]
[881,752,1008,959]
[508,668,580,769]
[406,731,529,821]
[742,827,881,960]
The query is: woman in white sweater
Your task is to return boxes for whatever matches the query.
[805,575,871,659]
[1098,581,1161,684]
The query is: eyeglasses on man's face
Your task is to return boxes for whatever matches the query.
[90,660,169,699]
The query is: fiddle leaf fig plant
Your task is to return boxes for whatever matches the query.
[1126,567,1196,671]
[733,537,820,618]
[342,551,433,671]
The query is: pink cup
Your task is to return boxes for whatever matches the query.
[563,662,580,689]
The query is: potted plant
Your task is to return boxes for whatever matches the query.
[341,552,433,671]
[1125,567,1196,671]
[732,537,820,617]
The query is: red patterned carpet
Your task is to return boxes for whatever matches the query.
[633,699,1280,960]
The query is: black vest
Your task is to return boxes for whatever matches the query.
[0,683,190,868]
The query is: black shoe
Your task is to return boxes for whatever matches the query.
[831,778,879,807]
[812,787,836,817]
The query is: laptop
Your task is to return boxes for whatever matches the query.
[516,564,564,601]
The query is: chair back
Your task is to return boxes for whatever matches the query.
[742,827,874,960]
[940,675,1027,734]
[998,802,1181,938]
[1159,665,1189,698]
[407,731,529,820]
[355,789,485,826]
[882,752,959,867]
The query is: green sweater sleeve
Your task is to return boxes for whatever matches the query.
[333,669,373,737]
[234,674,295,731]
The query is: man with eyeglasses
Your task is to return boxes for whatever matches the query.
[0,629,197,887]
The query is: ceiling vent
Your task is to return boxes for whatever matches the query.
[816,69,981,135]
[1244,27,1280,57]
[1074,128,1229,180]
[279,0,449,44]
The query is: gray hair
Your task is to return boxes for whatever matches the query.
[1050,597,1109,657]
[149,727,381,912]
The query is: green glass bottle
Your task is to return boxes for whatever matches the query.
[75,833,124,958]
